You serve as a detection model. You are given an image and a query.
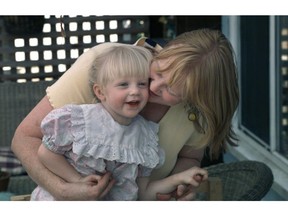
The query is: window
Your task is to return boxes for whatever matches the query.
[276,16,288,159]
[239,16,270,148]
[224,16,288,199]
[237,16,288,161]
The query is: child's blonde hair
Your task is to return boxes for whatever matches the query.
[89,45,152,92]
[154,28,239,159]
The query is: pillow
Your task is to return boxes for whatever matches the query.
[0,147,26,176]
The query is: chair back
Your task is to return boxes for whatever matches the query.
[0,81,55,148]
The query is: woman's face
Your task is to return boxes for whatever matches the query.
[149,59,182,106]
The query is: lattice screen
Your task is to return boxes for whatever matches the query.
[0,15,149,82]
[279,17,288,158]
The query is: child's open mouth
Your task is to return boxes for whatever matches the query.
[126,101,140,107]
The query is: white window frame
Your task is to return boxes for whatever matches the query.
[222,16,288,199]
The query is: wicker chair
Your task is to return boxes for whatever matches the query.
[206,160,273,200]
[0,80,55,195]
[10,162,273,201]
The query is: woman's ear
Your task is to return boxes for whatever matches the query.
[93,84,105,101]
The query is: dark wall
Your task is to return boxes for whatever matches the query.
[176,16,222,33]
[149,16,222,40]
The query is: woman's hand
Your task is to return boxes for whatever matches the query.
[57,172,115,200]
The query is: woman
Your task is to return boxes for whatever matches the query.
[11,29,267,200]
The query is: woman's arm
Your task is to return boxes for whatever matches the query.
[38,145,103,188]
[11,96,115,200]
[38,145,82,183]
[171,145,205,174]
[137,167,208,201]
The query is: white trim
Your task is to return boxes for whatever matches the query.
[269,16,278,151]
[227,16,242,130]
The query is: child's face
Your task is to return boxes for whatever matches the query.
[100,76,149,125]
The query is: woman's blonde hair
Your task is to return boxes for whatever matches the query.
[154,28,239,159]
[89,45,152,91]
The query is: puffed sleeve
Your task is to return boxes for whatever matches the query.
[138,146,165,177]
[41,105,74,154]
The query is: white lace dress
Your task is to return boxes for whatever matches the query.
[30,103,164,201]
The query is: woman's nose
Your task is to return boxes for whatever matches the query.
[150,79,164,95]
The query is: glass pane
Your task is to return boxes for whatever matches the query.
[240,16,270,147]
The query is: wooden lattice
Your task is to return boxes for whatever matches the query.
[0,15,149,82]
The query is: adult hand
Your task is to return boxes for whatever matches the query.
[57,172,115,200]
[156,184,196,201]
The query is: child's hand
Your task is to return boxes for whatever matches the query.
[156,167,208,201]
[176,167,208,187]
[173,167,207,200]
[63,172,115,200]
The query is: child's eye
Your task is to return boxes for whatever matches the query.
[118,82,128,87]
[138,82,148,87]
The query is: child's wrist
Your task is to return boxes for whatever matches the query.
[172,172,184,185]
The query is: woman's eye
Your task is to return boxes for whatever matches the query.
[167,87,177,96]
[156,72,162,78]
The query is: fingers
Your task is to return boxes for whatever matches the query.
[175,184,196,201]
[193,174,203,183]
[193,172,209,183]
[96,172,115,199]
[176,184,186,197]
[84,174,102,183]
[190,167,208,184]
[176,184,193,198]
[177,191,196,201]
[156,188,178,201]
[175,167,208,201]
[156,193,173,201]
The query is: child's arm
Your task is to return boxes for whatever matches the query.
[137,166,208,201]
[38,144,82,183]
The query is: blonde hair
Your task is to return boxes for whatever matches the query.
[154,29,239,159]
[89,45,152,91]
